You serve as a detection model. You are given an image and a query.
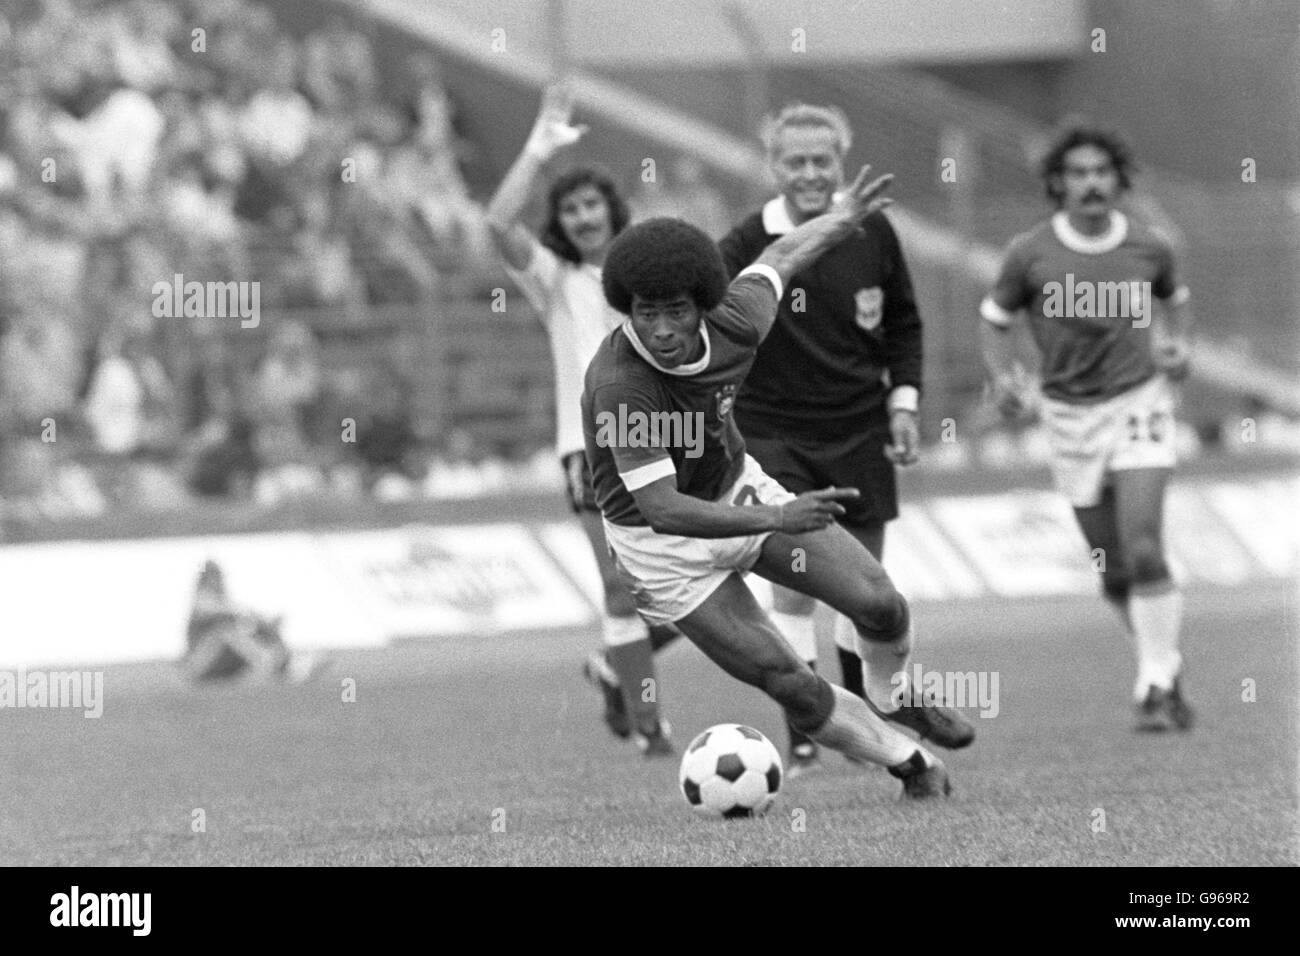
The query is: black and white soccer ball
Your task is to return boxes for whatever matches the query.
[678,723,783,819]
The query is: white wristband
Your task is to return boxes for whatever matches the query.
[888,385,919,414]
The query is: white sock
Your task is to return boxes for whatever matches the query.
[810,685,930,768]
[855,615,912,714]
[1128,585,1184,699]
[771,610,817,664]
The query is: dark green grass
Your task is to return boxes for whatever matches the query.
[2,585,1296,866]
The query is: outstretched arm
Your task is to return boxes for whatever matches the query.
[631,475,861,539]
[745,165,893,341]
[485,83,587,271]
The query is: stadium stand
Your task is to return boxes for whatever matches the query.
[1,0,1296,541]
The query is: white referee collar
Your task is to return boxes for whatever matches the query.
[1052,210,1128,254]
[621,320,712,376]
[761,193,845,235]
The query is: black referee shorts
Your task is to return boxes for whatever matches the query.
[744,426,899,527]
[560,450,600,514]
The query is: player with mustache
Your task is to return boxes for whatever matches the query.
[486,85,677,754]
[980,124,1195,731]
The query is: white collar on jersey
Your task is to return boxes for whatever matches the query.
[620,320,712,376]
[761,193,845,235]
[1051,209,1129,254]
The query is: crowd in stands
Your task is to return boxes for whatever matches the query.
[0,0,1291,532]
[0,0,509,524]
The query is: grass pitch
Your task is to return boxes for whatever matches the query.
[2,584,1295,866]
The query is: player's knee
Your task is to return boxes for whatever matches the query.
[845,577,907,641]
[760,657,821,717]
[1125,536,1169,584]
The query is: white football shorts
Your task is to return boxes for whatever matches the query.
[601,454,797,627]
[1040,373,1177,508]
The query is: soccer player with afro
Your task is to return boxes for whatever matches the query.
[582,166,976,799]
[718,103,927,776]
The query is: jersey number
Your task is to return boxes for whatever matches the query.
[732,484,761,507]
[1126,410,1168,444]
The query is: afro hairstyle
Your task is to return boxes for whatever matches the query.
[602,218,729,316]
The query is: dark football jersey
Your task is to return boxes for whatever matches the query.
[582,272,777,527]
[985,211,1187,404]
[718,201,922,440]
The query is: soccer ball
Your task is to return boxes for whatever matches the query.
[678,723,783,819]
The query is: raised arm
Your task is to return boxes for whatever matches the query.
[485,83,587,271]
[742,166,892,341]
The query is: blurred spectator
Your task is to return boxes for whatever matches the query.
[49,86,165,209]
[0,0,499,514]
[82,327,178,456]
[249,321,328,503]
[632,154,732,239]
[351,362,419,483]
[238,39,312,168]
[0,315,82,437]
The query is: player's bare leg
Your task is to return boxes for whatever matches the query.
[674,574,949,799]
[1113,467,1193,730]
[577,510,674,751]
[753,521,975,750]
[773,522,882,775]
[1073,484,1133,631]
[769,583,822,774]
[830,522,884,699]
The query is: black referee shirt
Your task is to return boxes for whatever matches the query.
[717,198,923,441]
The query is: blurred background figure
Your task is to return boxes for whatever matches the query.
[632,154,732,239]
[0,0,1293,673]
[182,558,322,683]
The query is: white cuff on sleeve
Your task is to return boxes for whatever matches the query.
[888,385,920,414]
[619,457,676,491]
[737,263,783,302]
[980,296,1016,327]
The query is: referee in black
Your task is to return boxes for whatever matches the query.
[718,104,924,777]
